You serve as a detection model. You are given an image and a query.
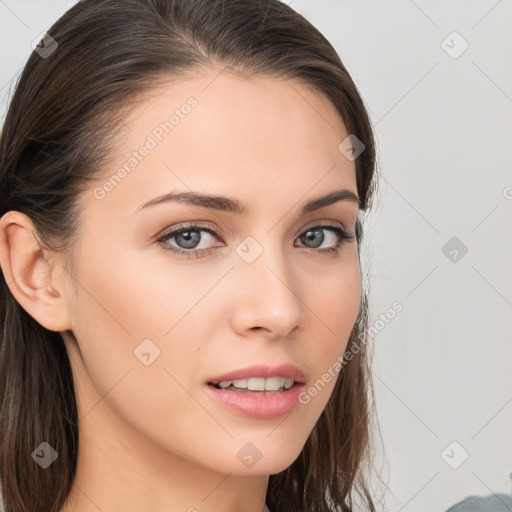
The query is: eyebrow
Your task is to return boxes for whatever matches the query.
[136,187,360,215]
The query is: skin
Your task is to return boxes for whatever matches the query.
[0,69,361,512]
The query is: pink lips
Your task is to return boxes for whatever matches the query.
[206,363,306,385]
[204,363,307,419]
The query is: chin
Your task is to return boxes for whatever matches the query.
[220,438,306,476]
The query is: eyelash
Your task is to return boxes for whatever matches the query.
[156,221,355,259]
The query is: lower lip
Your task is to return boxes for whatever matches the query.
[204,383,305,419]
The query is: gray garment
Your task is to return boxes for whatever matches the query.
[445,472,512,512]
[0,480,4,512]
[445,494,512,512]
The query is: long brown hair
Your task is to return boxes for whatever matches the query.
[0,1,380,510]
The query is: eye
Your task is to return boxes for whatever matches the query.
[296,221,355,254]
[156,220,355,259]
[156,222,221,259]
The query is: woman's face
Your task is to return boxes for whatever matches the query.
[61,70,361,476]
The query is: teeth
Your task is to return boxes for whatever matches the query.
[216,377,295,391]
[263,377,283,391]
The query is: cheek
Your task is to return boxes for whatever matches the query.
[69,247,221,404]
[304,256,361,357]
[68,250,224,451]
[73,243,219,337]
[298,257,361,410]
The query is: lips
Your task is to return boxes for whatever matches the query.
[206,363,306,386]
[204,365,307,419]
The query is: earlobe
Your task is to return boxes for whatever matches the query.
[0,210,73,332]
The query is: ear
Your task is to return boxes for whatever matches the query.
[0,210,73,332]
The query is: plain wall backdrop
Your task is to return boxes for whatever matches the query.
[1,1,511,511]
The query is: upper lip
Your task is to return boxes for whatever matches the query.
[207,364,306,385]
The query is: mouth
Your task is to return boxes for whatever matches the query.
[203,363,307,418]
[206,363,306,393]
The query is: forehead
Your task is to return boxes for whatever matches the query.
[85,70,357,218]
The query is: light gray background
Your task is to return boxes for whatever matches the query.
[1,1,511,511]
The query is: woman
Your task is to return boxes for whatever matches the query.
[0,0,380,510]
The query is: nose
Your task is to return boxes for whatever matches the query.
[229,240,307,339]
